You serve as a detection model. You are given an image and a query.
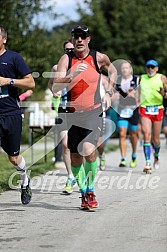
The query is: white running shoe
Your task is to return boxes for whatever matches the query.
[153,158,159,169]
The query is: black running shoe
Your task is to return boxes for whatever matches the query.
[21,178,32,205]
[119,159,127,167]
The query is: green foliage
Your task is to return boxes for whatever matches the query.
[0,0,167,95]
[24,27,70,96]
[78,0,167,74]
[0,0,70,98]
[0,0,42,50]
[0,152,19,192]
[0,150,55,193]
[0,143,118,192]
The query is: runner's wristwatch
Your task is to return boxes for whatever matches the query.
[9,78,14,85]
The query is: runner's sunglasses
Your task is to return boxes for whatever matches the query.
[73,33,88,39]
[146,65,156,69]
[65,48,74,52]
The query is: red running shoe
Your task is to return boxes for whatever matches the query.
[86,192,99,209]
[80,194,89,210]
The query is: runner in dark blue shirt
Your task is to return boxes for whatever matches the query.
[0,26,35,204]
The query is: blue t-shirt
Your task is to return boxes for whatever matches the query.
[0,50,32,115]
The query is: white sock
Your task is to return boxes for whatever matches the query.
[15,156,28,188]
[68,174,74,179]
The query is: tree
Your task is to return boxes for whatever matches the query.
[0,0,43,50]
[0,0,69,97]
[77,0,167,74]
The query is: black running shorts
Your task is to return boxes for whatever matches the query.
[0,115,22,156]
[67,106,103,153]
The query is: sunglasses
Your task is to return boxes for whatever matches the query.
[146,65,156,69]
[65,48,74,52]
[73,33,88,40]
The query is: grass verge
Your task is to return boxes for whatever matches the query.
[0,142,118,193]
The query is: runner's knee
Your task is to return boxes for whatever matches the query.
[9,155,26,172]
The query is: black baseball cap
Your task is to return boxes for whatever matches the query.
[71,25,89,35]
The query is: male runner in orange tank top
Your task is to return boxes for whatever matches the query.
[51,25,117,210]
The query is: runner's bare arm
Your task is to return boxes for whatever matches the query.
[51,54,88,94]
[97,52,117,91]
[96,52,117,110]
[0,74,35,89]
[160,75,167,98]
[162,75,167,90]
[48,64,57,90]
[50,54,72,94]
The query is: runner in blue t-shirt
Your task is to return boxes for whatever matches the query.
[0,26,35,204]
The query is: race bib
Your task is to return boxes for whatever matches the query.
[120,108,134,118]
[145,106,158,115]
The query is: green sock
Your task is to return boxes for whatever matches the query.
[84,160,98,192]
[71,164,86,194]
[154,144,160,158]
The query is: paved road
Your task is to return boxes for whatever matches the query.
[0,138,167,252]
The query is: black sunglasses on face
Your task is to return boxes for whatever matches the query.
[146,65,156,69]
[65,48,74,52]
[73,33,87,39]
